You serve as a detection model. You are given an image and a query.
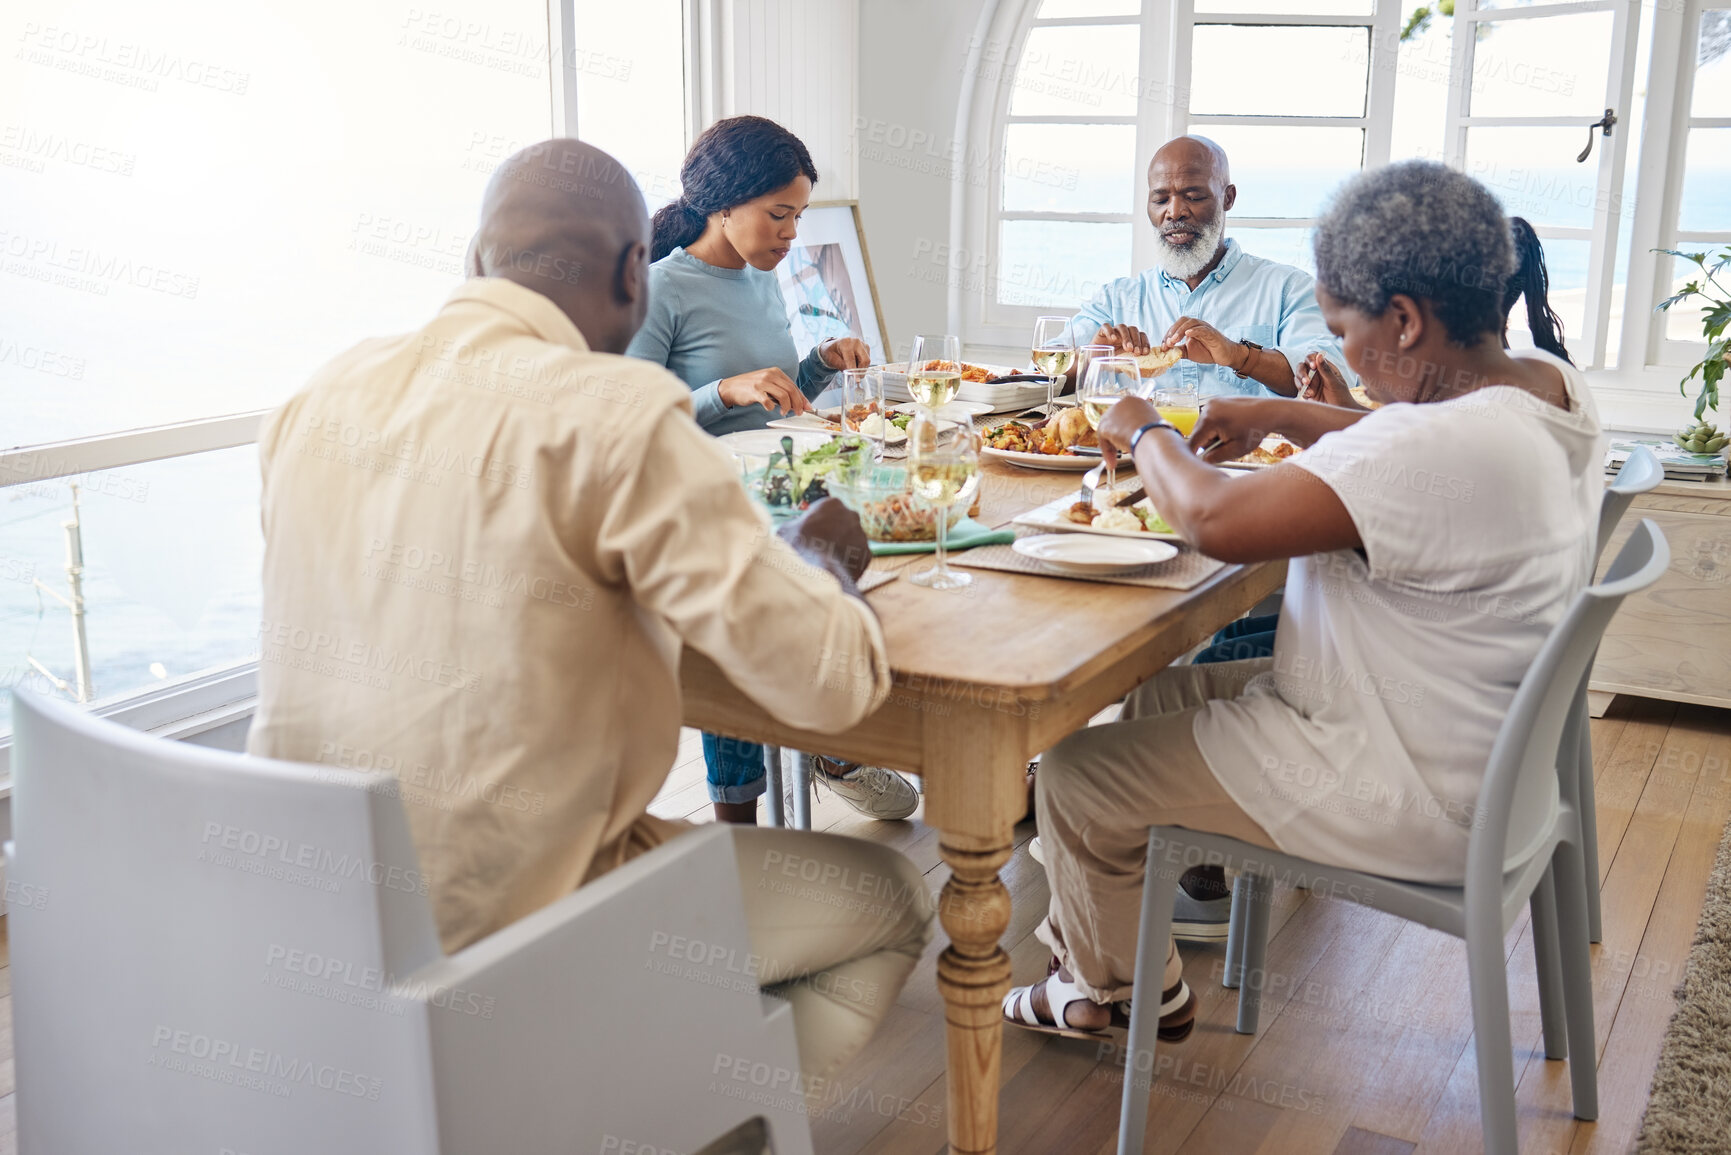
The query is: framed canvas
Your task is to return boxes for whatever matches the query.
[775,201,892,365]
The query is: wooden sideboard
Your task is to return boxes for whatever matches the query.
[1592,473,1731,710]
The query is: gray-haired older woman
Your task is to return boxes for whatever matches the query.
[1003,161,1604,1043]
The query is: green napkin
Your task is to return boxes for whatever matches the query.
[868,517,1016,556]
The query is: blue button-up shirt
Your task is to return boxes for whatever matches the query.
[1063,238,1345,398]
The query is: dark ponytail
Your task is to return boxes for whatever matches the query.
[1502,216,1573,366]
[649,115,818,262]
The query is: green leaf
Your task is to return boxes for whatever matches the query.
[1705,300,1731,340]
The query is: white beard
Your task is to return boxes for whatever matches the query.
[1153,216,1225,281]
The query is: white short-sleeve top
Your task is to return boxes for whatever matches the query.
[1193,351,1605,883]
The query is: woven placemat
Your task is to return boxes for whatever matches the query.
[946,542,1225,590]
[859,569,899,593]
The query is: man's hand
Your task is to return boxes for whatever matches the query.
[1090,323,1155,356]
[1188,396,1273,464]
[718,368,811,415]
[1295,352,1366,410]
[1163,317,1245,369]
[820,337,871,370]
[779,497,873,584]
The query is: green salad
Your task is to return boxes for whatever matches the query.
[758,437,867,510]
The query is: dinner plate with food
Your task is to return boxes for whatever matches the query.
[1216,435,1301,470]
[765,399,990,441]
[878,362,1051,412]
[1012,491,1185,542]
[980,408,1102,471]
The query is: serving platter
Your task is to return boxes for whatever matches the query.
[1011,493,1186,542]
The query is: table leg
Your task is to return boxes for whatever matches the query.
[936,832,1014,1155]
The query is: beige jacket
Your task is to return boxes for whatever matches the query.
[248,277,889,951]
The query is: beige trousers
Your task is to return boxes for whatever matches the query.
[733,827,934,1080]
[1034,659,1281,1004]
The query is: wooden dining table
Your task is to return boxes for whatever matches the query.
[679,455,1286,1155]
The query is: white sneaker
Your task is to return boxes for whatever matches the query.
[1029,835,1046,865]
[813,758,919,821]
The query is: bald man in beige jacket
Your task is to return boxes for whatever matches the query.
[248,140,930,1080]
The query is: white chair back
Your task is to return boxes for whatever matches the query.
[7,689,443,1154]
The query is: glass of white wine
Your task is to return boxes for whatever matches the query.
[1031,316,1075,415]
[905,334,963,414]
[1079,355,1142,500]
[907,417,982,590]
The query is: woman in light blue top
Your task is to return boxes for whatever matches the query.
[626,115,918,826]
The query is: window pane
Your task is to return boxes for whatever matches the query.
[1664,245,1725,343]
[1037,0,1141,16]
[1469,12,1614,119]
[1003,123,1136,212]
[1464,127,1600,229]
[1506,237,1589,356]
[997,220,1132,307]
[574,0,687,211]
[1009,25,1142,117]
[1694,11,1731,117]
[1199,125,1362,218]
[1678,127,1731,234]
[0,447,261,737]
[0,0,552,450]
[1190,26,1369,117]
[1230,226,1316,274]
[1195,0,1371,12]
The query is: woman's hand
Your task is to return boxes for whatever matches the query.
[820,337,871,370]
[1188,397,1273,464]
[1296,352,1365,409]
[1096,395,1162,469]
[718,368,811,415]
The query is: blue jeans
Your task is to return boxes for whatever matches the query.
[704,732,768,804]
[1192,614,1278,664]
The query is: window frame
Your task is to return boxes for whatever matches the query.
[962,0,1400,353]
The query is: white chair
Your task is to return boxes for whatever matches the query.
[5,690,812,1155]
[1571,445,1663,940]
[1117,521,1670,1155]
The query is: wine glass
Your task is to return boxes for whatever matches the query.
[1079,355,1142,501]
[906,416,981,590]
[840,367,885,460]
[1152,382,1201,438]
[1072,342,1113,404]
[905,334,963,415]
[1031,316,1076,415]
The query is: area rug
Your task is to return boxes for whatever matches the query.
[1635,813,1731,1153]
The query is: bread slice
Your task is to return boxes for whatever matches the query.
[1135,347,1184,378]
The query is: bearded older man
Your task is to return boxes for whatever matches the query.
[1065,135,1344,398]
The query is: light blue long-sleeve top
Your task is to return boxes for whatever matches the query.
[625,246,837,436]
[1062,238,1346,399]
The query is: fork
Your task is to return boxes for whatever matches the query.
[1078,462,1106,518]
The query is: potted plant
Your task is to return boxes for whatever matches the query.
[1656,245,1731,455]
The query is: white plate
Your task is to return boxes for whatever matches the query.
[878,364,1049,413]
[764,413,843,435]
[1216,436,1302,471]
[717,430,832,457]
[1012,494,1186,542]
[1012,533,1178,574]
[980,446,1098,472]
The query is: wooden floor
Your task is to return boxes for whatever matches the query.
[0,697,1724,1154]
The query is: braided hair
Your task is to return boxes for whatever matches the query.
[1502,216,1573,365]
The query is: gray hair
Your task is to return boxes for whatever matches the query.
[1313,161,1516,346]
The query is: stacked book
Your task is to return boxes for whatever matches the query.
[1606,437,1729,481]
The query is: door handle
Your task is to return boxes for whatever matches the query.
[1577,108,1617,163]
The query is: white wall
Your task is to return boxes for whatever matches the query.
[857,0,996,360]
[704,0,861,200]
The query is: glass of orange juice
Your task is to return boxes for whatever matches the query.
[1153,384,1201,437]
